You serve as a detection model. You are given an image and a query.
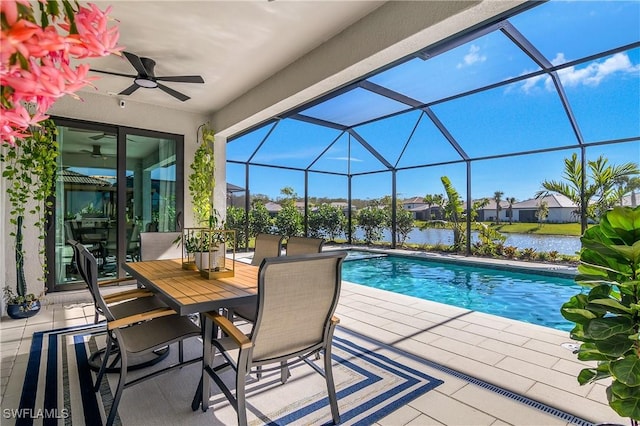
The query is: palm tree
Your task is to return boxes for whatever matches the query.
[423,194,435,220]
[506,197,516,224]
[537,153,639,232]
[493,191,504,224]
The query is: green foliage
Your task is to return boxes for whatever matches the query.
[394,207,415,246]
[188,124,216,226]
[248,202,273,237]
[356,206,388,244]
[225,206,247,249]
[538,154,639,223]
[273,204,303,238]
[308,204,347,241]
[560,206,640,421]
[440,176,465,250]
[1,119,58,296]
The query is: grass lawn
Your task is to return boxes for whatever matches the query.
[488,222,584,236]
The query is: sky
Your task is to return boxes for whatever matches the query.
[226,0,640,203]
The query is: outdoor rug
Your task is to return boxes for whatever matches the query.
[17,324,444,425]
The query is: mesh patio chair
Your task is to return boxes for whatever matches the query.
[235,235,324,324]
[139,231,183,261]
[250,233,284,266]
[285,236,324,256]
[197,251,347,426]
[75,243,202,426]
[233,233,285,322]
[69,240,165,325]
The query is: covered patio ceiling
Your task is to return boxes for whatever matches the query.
[227,1,639,179]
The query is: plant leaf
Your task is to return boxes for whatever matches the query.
[610,356,640,387]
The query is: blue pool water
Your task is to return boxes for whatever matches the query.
[341,252,581,331]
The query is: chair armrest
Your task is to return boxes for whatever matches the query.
[204,311,252,349]
[108,307,177,330]
[99,277,135,287]
[331,315,340,326]
[104,289,154,304]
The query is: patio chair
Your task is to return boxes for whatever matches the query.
[197,251,347,426]
[232,233,285,322]
[285,236,324,256]
[250,233,284,266]
[75,243,202,426]
[69,240,165,325]
[234,235,324,325]
[139,231,183,261]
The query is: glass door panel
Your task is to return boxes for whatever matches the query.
[53,124,118,289]
[49,121,183,291]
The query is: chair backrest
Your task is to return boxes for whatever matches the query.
[251,233,284,266]
[74,242,117,322]
[250,251,346,363]
[285,236,324,256]
[139,232,182,261]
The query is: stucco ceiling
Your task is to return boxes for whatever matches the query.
[81,1,385,116]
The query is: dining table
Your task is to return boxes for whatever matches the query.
[121,258,260,411]
[121,258,259,316]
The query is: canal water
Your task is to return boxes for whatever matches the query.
[354,228,581,255]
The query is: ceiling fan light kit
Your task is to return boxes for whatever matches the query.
[92,51,204,102]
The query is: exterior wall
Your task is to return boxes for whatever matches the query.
[2,92,213,301]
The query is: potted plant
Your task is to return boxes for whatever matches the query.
[560,205,639,423]
[1,120,58,318]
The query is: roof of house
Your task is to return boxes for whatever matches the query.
[264,202,282,212]
[513,193,577,209]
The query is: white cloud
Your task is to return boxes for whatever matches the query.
[519,52,639,93]
[329,156,362,162]
[457,44,486,69]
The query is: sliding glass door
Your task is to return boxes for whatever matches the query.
[48,118,183,291]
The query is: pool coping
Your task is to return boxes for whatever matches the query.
[327,245,578,279]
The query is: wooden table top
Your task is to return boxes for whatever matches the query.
[122,259,258,316]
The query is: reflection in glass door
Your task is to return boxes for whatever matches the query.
[49,120,183,291]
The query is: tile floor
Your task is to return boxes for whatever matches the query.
[0,251,628,425]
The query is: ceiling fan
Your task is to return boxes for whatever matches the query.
[92,51,205,102]
[81,145,114,158]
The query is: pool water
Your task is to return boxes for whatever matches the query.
[341,253,581,331]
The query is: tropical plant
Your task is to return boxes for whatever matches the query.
[356,203,388,244]
[441,176,465,250]
[188,124,216,226]
[225,206,247,249]
[308,203,347,241]
[248,201,272,237]
[560,206,640,422]
[1,1,121,145]
[536,201,549,228]
[1,119,57,306]
[273,204,303,238]
[493,190,504,224]
[395,207,415,247]
[506,197,516,225]
[537,154,639,231]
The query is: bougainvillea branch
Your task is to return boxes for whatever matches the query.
[0,0,122,146]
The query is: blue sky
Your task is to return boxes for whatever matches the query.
[229,0,639,203]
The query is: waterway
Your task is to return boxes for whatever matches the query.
[354,228,581,255]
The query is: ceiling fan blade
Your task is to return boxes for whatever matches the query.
[123,51,148,77]
[119,84,140,96]
[155,75,204,84]
[91,69,137,79]
[157,83,190,102]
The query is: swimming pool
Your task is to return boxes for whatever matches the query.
[341,252,581,331]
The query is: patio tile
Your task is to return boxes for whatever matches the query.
[378,404,422,426]
[452,382,567,425]
[409,390,496,426]
[461,322,531,345]
[406,414,446,425]
[526,382,626,424]
[495,356,593,397]
[477,338,558,368]
[445,354,537,395]
[430,336,505,365]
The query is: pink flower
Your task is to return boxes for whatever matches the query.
[1,1,122,143]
